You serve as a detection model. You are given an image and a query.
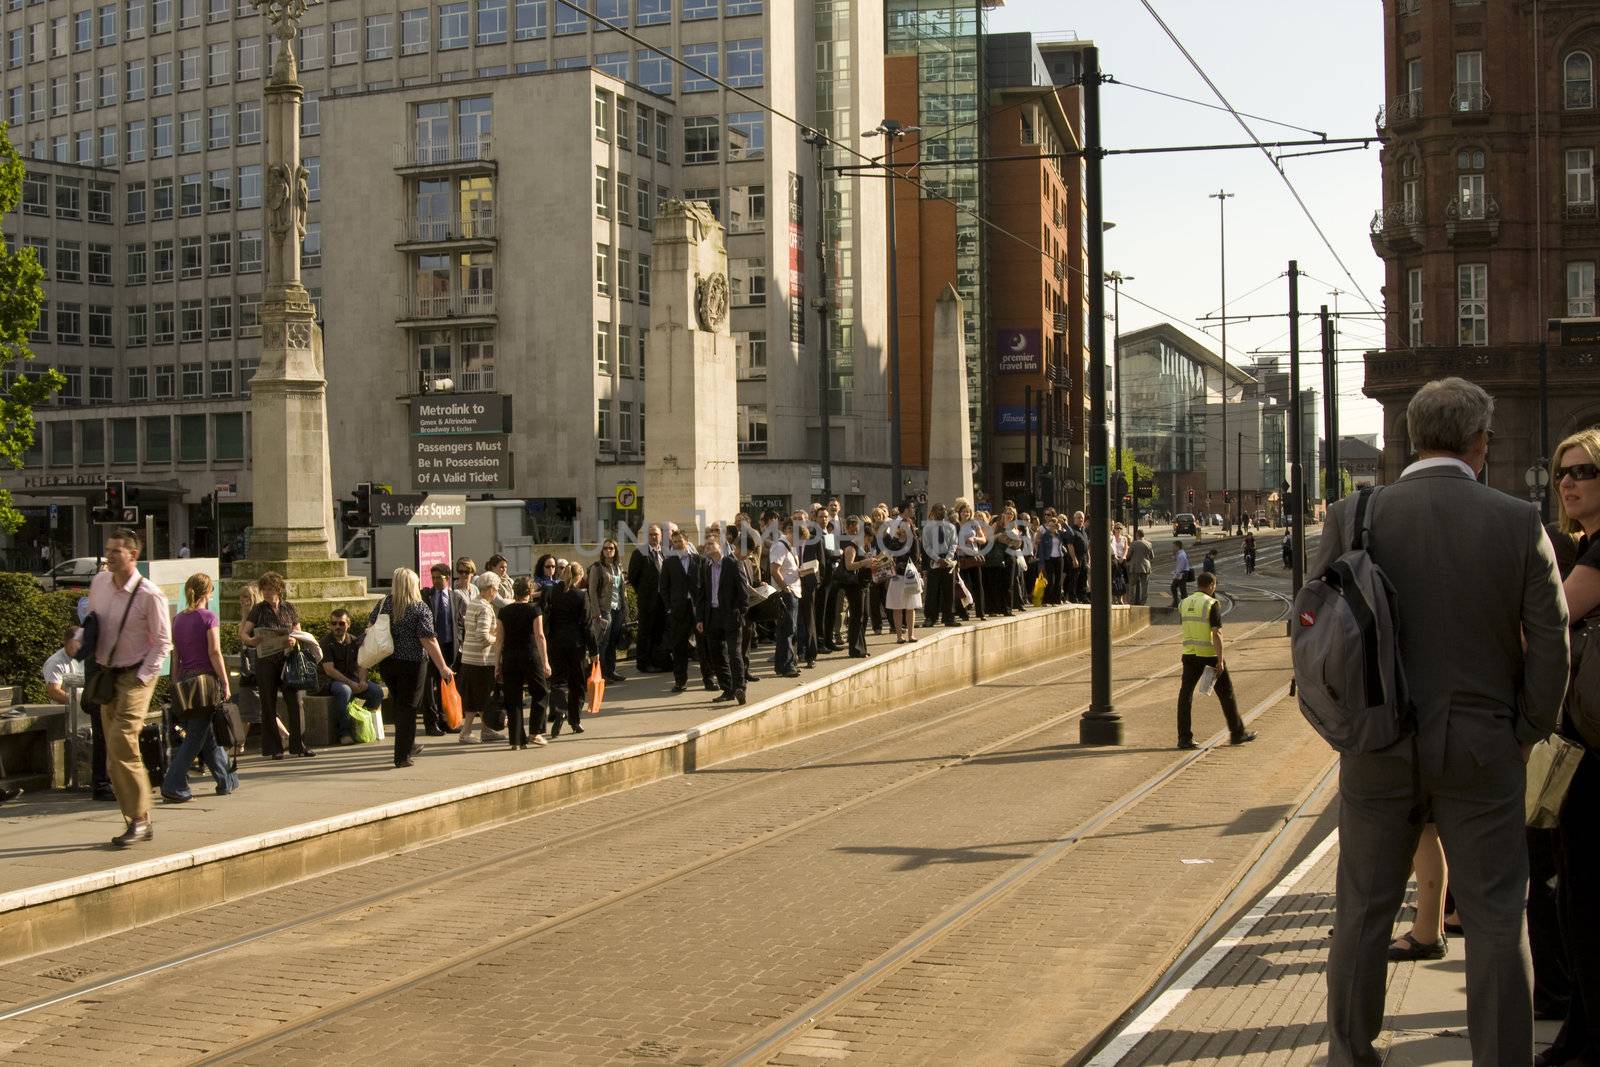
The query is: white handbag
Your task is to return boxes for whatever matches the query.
[358,612,394,669]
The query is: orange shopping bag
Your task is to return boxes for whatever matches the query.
[585,658,606,716]
[439,676,464,730]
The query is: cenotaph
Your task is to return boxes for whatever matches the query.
[642,200,741,543]
[927,284,974,504]
[223,0,370,618]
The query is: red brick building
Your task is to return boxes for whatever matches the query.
[1365,0,1600,490]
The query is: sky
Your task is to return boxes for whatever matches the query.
[988,0,1388,442]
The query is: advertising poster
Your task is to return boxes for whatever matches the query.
[416,528,453,587]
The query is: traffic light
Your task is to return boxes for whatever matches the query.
[1224,491,1231,504]
[1187,489,1195,504]
[352,481,373,527]
[104,479,124,513]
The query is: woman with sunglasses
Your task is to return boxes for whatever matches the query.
[1540,427,1600,1067]
[586,539,628,685]
[532,553,561,598]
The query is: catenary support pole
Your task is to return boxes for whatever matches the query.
[1288,262,1305,596]
[1079,46,1121,747]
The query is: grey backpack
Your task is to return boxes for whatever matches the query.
[1291,487,1416,754]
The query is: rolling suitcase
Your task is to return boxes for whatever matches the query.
[139,719,169,787]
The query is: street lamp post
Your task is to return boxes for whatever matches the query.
[802,128,832,501]
[867,119,917,506]
[1107,270,1133,524]
[1209,190,1236,532]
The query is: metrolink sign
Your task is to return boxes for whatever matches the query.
[410,392,512,491]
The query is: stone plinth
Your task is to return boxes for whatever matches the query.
[643,200,740,543]
[927,284,974,505]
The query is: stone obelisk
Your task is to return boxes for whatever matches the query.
[642,200,741,544]
[226,0,369,618]
[927,283,974,504]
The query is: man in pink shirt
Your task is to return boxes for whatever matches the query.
[85,527,172,846]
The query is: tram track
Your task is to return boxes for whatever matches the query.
[183,590,1297,1067]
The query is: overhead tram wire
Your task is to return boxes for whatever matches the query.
[546,0,1359,373]
[1106,78,1328,139]
[1137,0,1400,352]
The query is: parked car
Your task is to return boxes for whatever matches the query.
[36,556,102,591]
[1173,513,1198,536]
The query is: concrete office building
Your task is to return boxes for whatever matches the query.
[0,0,889,563]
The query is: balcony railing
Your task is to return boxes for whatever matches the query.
[1370,201,1421,233]
[1376,91,1423,131]
[1447,192,1497,222]
[1449,86,1491,114]
[1563,200,1599,221]
[402,137,494,167]
[1052,311,1069,334]
[401,213,497,242]
[398,289,497,319]
[1568,84,1597,111]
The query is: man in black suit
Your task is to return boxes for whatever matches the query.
[797,509,825,666]
[696,534,750,703]
[658,527,702,693]
[627,523,668,672]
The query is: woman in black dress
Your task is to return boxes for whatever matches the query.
[239,571,312,759]
[494,576,549,748]
[840,516,874,658]
[543,562,595,738]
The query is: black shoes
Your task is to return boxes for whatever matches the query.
[1387,932,1447,961]
[712,692,735,703]
[604,675,626,684]
[550,721,561,737]
[92,788,117,802]
[425,727,445,737]
[395,758,414,768]
[671,684,688,693]
[704,680,719,691]
[1230,731,1258,746]
[736,689,747,704]
[780,670,801,678]
[112,818,153,847]
[1177,741,1199,751]
[0,786,22,804]
[292,747,317,758]
[571,723,584,734]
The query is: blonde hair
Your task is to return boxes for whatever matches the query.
[1551,426,1600,535]
[237,581,262,612]
[560,561,584,589]
[390,567,422,616]
[183,572,213,609]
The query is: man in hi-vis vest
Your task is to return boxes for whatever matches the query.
[1175,572,1257,750]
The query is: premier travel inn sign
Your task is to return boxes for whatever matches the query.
[410,393,513,492]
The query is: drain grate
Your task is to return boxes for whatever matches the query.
[38,964,94,983]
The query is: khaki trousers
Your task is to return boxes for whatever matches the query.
[105,668,156,822]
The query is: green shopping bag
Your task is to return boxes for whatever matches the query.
[347,704,377,744]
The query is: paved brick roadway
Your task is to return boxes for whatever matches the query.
[0,558,1337,1066]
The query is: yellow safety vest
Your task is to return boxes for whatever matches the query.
[1180,592,1218,658]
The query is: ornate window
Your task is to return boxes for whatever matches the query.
[1566,51,1595,110]
[1455,148,1487,220]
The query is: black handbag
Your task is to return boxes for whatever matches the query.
[282,645,319,691]
[212,701,249,753]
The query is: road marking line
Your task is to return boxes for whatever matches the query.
[1085,828,1338,1066]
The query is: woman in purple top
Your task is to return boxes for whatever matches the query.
[161,573,238,801]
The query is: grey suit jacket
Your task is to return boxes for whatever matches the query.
[1311,465,1569,774]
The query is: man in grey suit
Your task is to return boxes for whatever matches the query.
[1319,378,1569,1067]
[1125,529,1154,605]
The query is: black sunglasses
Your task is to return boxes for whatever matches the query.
[1556,463,1600,482]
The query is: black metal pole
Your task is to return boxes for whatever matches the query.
[1112,275,1123,524]
[1539,336,1551,522]
[882,122,905,505]
[811,138,832,501]
[1080,47,1121,746]
[1320,305,1336,503]
[1288,262,1305,595]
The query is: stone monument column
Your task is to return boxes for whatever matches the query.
[642,200,740,544]
[225,0,370,618]
[927,284,974,504]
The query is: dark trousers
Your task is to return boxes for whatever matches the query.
[983,565,1011,615]
[845,584,868,656]
[825,575,844,644]
[549,645,587,725]
[1170,576,1190,605]
[669,606,697,687]
[962,564,985,619]
[83,701,112,792]
[635,598,667,670]
[774,591,799,674]
[383,656,425,766]
[924,566,955,626]
[705,612,746,694]
[501,662,546,745]
[1552,752,1600,1063]
[798,578,817,663]
[870,579,889,631]
[1042,557,1064,604]
[423,646,455,731]
[1528,826,1570,1017]
[1175,654,1245,745]
[257,654,304,756]
[1328,745,1532,1066]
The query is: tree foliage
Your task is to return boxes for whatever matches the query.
[0,124,62,534]
[1115,449,1158,509]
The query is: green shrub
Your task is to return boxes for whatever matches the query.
[0,573,81,703]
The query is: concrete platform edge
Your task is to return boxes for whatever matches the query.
[0,605,1147,964]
